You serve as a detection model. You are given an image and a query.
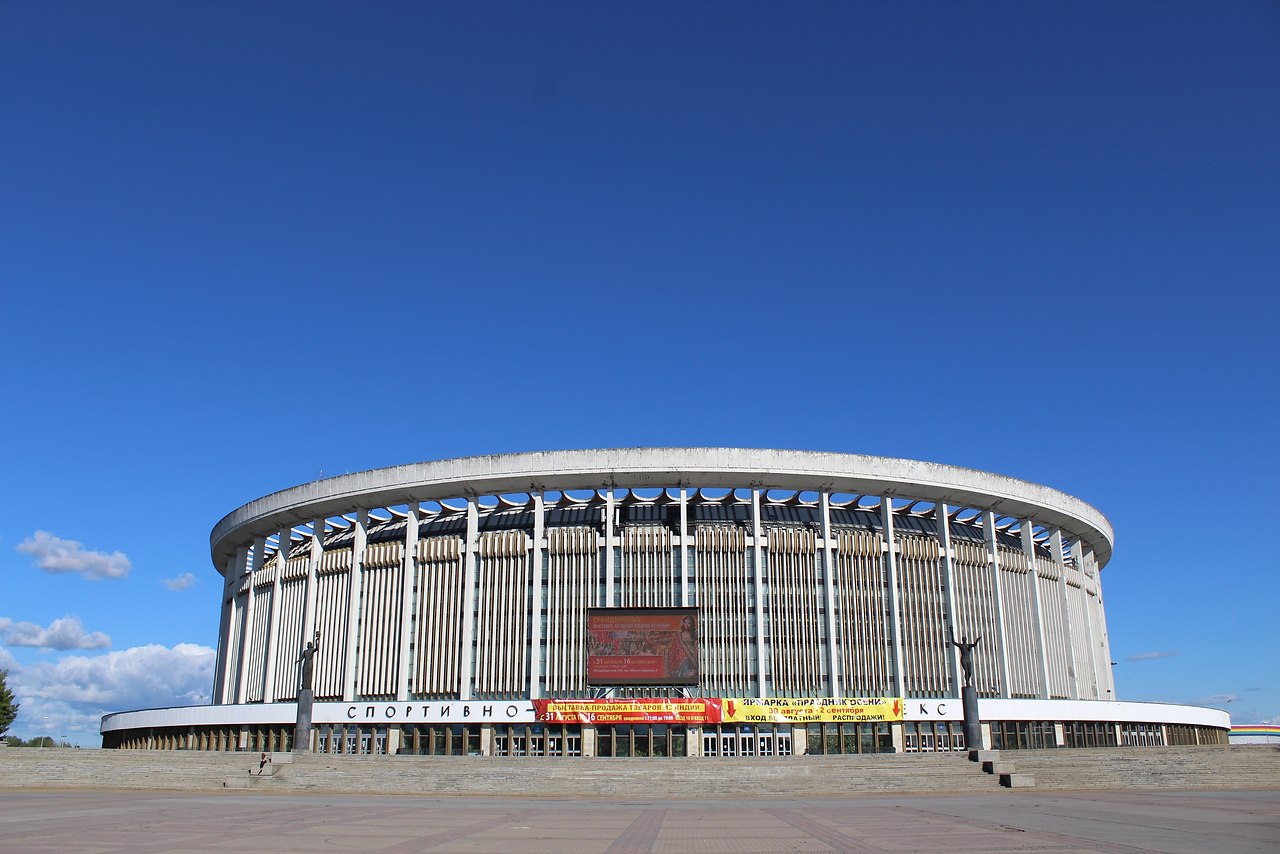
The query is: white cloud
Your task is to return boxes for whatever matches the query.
[1192,693,1239,706]
[1127,650,1178,661]
[0,615,110,650]
[6,643,215,744]
[162,572,197,591]
[17,531,130,580]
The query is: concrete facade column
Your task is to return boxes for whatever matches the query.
[1070,536,1101,699]
[235,539,264,704]
[261,527,289,703]
[396,503,419,701]
[529,492,545,698]
[214,552,239,704]
[678,487,689,607]
[1092,555,1117,699]
[819,491,840,697]
[881,499,906,697]
[342,510,367,703]
[1021,521,1052,700]
[936,503,962,698]
[301,518,322,656]
[751,487,766,698]
[982,512,1012,697]
[459,498,479,700]
[604,487,615,607]
[1050,529,1079,699]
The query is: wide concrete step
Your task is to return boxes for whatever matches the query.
[1,749,998,796]
[1003,746,1280,790]
[2,746,1274,796]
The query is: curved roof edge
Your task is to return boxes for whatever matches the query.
[103,698,1226,733]
[210,448,1114,573]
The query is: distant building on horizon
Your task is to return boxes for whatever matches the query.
[1229,725,1280,745]
[102,448,1228,755]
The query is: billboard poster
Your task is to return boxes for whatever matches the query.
[586,608,699,685]
[533,698,721,724]
[721,697,904,723]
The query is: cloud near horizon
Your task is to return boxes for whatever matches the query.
[1127,650,1178,661]
[0,615,110,650]
[5,643,215,742]
[162,572,197,591]
[17,531,130,580]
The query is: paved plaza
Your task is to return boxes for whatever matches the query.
[0,789,1275,853]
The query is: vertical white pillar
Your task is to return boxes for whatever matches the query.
[396,503,419,702]
[1050,529,1079,699]
[751,487,766,699]
[881,500,906,697]
[262,527,289,703]
[459,498,479,701]
[342,510,366,702]
[1091,550,1117,699]
[236,539,264,704]
[529,492,545,698]
[604,487,615,607]
[936,504,962,698]
[983,511,1012,697]
[819,491,840,697]
[678,487,690,607]
[301,518,322,652]
[1071,536,1101,699]
[1021,522,1051,700]
[215,552,239,704]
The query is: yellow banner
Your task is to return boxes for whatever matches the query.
[721,697,904,723]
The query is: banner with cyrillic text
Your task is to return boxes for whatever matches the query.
[532,698,722,724]
[721,698,904,723]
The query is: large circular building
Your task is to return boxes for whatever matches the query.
[102,449,1228,755]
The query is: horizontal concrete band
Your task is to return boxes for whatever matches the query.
[102,698,1226,734]
[211,449,1115,572]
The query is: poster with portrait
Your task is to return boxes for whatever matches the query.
[586,608,699,685]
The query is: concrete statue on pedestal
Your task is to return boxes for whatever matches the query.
[949,630,984,751]
[951,632,981,688]
[293,632,320,753]
[299,634,320,692]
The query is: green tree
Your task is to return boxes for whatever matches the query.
[0,670,18,738]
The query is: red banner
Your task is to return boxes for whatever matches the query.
[533,698,722,724]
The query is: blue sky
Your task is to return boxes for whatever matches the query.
[1,1,1276,745]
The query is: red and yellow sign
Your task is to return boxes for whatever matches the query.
[721,697,904,723]
[533,698,721,724]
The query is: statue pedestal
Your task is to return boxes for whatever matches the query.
[293,689,314,753]
[961,685,982,751]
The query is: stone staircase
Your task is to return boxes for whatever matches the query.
[1,746,1275,796]
[0,749,258,791]
[273,751,1004,797]
[1003,745,1280,790]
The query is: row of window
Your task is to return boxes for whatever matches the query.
[104,720,1227,753]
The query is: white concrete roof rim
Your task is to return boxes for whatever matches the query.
[210,448,1114,575]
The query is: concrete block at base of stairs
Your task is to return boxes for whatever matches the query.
[1000,773,1035,788]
